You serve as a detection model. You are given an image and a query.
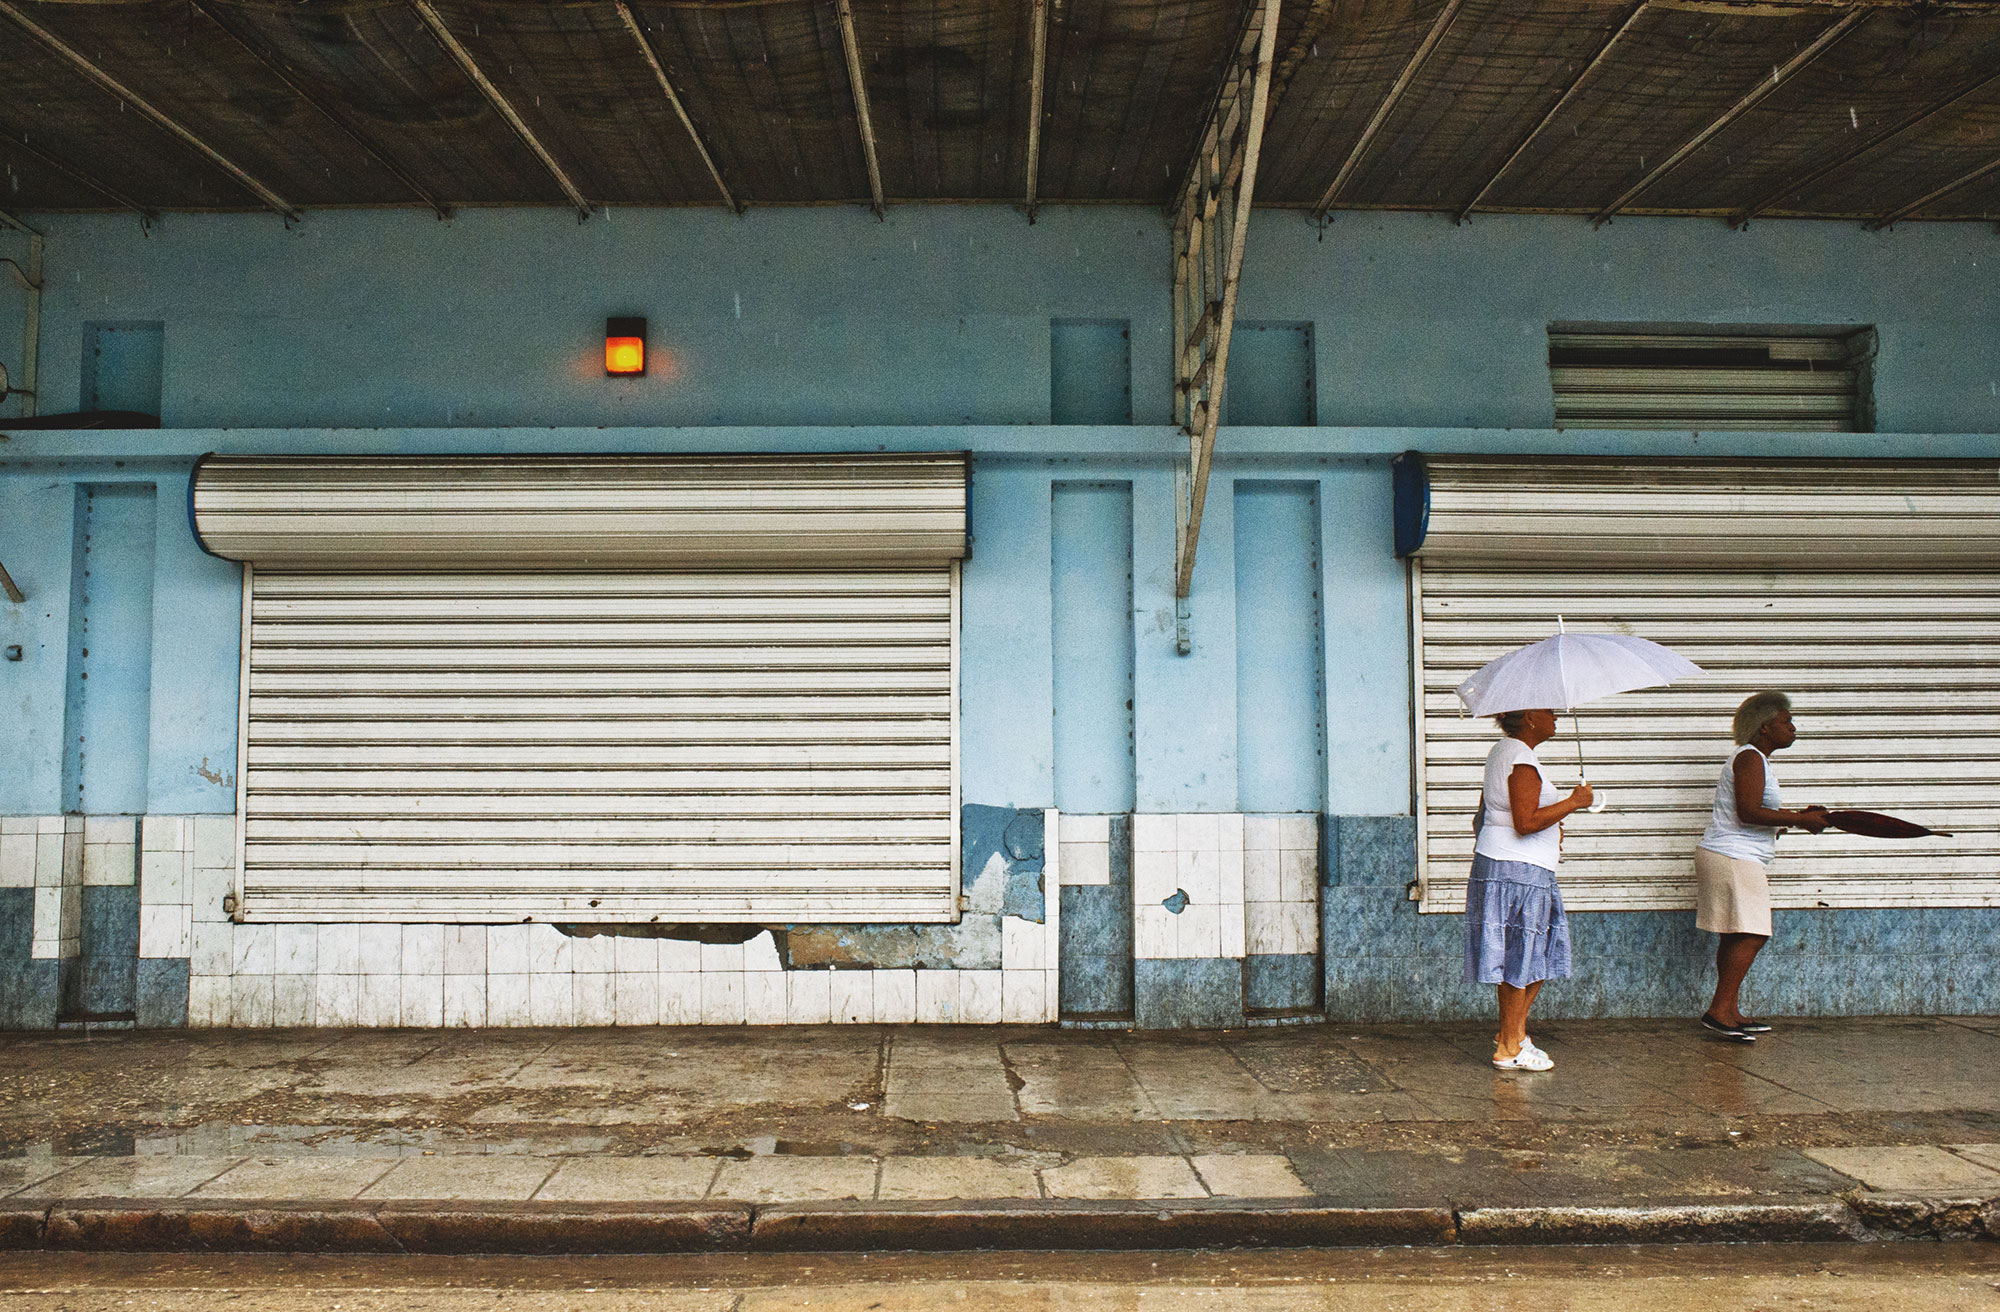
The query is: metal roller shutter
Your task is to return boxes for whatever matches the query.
[1548,330,1871,432]
[238,568,958,923]
[1415,567,2000,912]
[1405,456,2000,913]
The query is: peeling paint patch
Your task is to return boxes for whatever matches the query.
[965,804,1046,924]
[190,757,232,788]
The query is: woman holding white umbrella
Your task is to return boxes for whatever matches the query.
[1458,624,1703,1072]
[1468,708,1594,1071]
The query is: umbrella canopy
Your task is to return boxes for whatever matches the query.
[1456,631,1702,717]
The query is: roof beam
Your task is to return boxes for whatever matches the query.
[1733,66,2000,227]
[0,125,158,224]
[193,0,451,220]
[1592,8,1867,226]
[1313,0,1466,221]
[1024,0,1049,221]
[408,0,593,221]
[1457,1,1646,223]
[1866,152,2000,230]
[833,0,886,217]
[1172,0,1281,603]
[614,1,741,213]
[0,0,300,221]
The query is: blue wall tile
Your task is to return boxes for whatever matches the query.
[1135,957,1244,1029]
[135,957,190,1029]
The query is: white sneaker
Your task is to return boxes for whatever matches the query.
[1492,1046,1554,1072]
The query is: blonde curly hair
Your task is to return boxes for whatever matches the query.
[1733,691,1792,745]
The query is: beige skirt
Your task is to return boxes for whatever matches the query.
[1694,847,1773,937]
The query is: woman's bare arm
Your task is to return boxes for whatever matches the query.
[1507,765,1593,835]
[1732,750,1828,831]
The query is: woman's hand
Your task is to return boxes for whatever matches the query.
[1789,805,1830,834]
[1567,783,1595,812]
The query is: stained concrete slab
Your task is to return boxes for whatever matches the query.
[191,1156,400,1200]
[1948,1143,2000,1173]
[710,1156,878,1203]
[19,1156,238,1199]
[1042,1156,1206,1200]
[1806,1145,2000,1196]
[360,1156,559,1201]
[533,1156,719,1203]
[875,1156,1041,1200]
[1188,1154,1312,1198]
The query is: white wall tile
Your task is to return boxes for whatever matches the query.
[486,924,532,973]
[573,973,615,1026]
[356,924,402,977]
[36,816,66,834]
[1219,841,1244,905]
[1277,815,1318,849]
[137,849,185,905]
[1177,904,1221,958]
[1000,916,1043,970]
[442,926,486,975]
[1001,971,1046,1024]
[960,970,1003,1024]
[1177,848,1220,905]
[1285,901,1320,955]
[699,941,745,973]
[140,905,192,961]
[82,816,132,845]
[31,892,62,956]
[140,815,184,851]
[0,833,35,888]
[1244,815,1283,852]
[232,975,275,1027]
[188,972,231,1028]
[315,973,360,1027]
[700,971,746,1025]
[787,970,833,1025]
[743,931,783,972]
[402,925,445,971]
[1281,849,1317,903]
[830,970,873,1024]
[613,972,658,1026]
[1130,905,1172,960]
[444,974,487,1028]
[526,925,571,975]
[1133,849,1177,904]
[660,972,701,1025]
[273,974,315,1027]
[317,924,360,975]
[190,920,234,975]
[82,843,136,887]
[186,866,230,924]
[486,973,530,1027]
[529,971,574,1026]
[743,972,787,1024]
[192,816,236,869]
[568,933,615,973]
[1058,842,1111,886]
[1217,812,1244,853]
[1245,902,1282,957]
[1132,814,1177,852]
[401,974,445,1027]
[1220,906,1246,960]
[873,969,917,1024]
[1243,848,1282,903]
[1177,813,1220,852]
[358,973,401,1027]
[914,970,959,1023]
[1059,813,1111,845]
[233,923,275,975]
[611,935,657,973]
[659,937,702,972]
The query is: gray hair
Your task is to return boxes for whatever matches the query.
[1493,710,1532,736]
[1733,691,1792,745]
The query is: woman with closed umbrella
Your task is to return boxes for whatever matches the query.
[1468,708,1595,1071]
[1696,691,1828,1041]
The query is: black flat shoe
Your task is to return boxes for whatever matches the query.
[1700,1013,1756,1042]
[1734,1018,1773,1033]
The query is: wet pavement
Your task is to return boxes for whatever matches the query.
[0,1017,1996,1248]
[4,1244,2000,1310]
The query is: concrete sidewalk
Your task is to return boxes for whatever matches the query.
[3,1016,1998,1252]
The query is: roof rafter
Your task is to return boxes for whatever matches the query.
[613,1,741,213]
[1867,152,2000,230]
[194,0,452,220]
[1456,1,1647,223]
[0,125,157,224]
[408,0,593,221]
[1313,0,1466,221]
[1592,7,1868,226]
[0,0,299,221]
[1024,0,1049,221]
[833,0,885,217]
[1733,65,2000,227]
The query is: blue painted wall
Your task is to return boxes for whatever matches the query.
[1233,481,1324,812]
[62,483,157,814]
[1052,482,1136,813]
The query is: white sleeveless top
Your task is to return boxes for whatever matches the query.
[1473,737,1561,871]
[1700,744,1782,865]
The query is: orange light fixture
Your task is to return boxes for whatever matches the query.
[605,316,647,376]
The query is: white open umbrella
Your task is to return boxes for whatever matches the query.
[1455,618,1702,785]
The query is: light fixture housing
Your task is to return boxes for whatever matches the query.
[604,316,647,376]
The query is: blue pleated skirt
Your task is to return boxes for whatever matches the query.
[1463,853,1572,987]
